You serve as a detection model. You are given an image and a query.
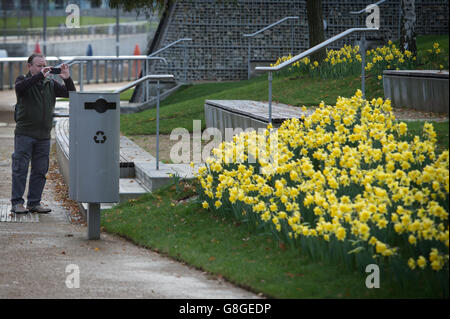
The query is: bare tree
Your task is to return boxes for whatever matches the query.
[306,0,326,62]
[400,0,417,55]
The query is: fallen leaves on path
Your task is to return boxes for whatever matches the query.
[47,146,86,226]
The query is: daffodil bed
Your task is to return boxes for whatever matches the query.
[272,41,448,81]
[196,90,449,293]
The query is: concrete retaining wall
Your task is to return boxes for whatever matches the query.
[383,70,449,113]
[204,103,269,141]
[204,99,313,140]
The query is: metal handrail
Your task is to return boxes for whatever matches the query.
[243,17,299,80]
[55,74,174,170]
[56,56,167,93]
[348,2,389,96]
[243,16,299,38]
[113,74,174,93]
[0,57,59,63]
[256,28,378,71]
[148,38,192,83]
[0,56,164,64]
[115,74,175,171]
[59,56,167,64]
[59,56,167,69]
[255,27,379,123]
[0,57,60,90]
[148,38,192,57]
[0,55,168,90]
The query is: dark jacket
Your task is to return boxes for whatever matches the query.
[14,72,76,139]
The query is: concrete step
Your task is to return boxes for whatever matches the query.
[79,177,149,214]
[135,162,201,192]
[118,177,149,202]
[80,202,116,213]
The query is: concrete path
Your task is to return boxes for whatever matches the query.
[0,122,260,299]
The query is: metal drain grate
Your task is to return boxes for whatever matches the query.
[0,202,39,223]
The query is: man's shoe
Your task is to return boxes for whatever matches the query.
[11,204,28,214]
[27,205,51,214]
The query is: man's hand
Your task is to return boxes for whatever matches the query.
[60,63,70,80]
[41,66,52,78]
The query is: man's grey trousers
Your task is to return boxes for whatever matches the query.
[11,134,50,207]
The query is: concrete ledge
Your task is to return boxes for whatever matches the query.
[204,100,313,138]
[383,70,449,79]
[55,118,70,184]
[54,118,202,213]
[135,162,200,192]
[383,70,449,113]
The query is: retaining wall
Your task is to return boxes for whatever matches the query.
[383,70,449,113]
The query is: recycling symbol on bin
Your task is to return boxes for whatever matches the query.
[93,131,107,144]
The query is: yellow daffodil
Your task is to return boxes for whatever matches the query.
[196,88,449,277]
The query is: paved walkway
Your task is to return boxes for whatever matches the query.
[0,122,260,299]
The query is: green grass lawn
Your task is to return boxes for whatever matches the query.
[112,78,449,299]
[101,180,447,298]
[120,74,385,135]
[416,34,449,54]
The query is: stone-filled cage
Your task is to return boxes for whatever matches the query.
[146,0,448,82]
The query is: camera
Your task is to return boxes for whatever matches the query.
[50,68,61,74]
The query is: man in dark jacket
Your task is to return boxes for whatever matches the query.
[11,53,76,214]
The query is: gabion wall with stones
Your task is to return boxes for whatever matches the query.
[150,0,448,82]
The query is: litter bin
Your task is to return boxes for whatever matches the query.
[69,91,120,239]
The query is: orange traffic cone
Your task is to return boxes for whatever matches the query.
[34,42,41,54]
[133,44,141,78]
